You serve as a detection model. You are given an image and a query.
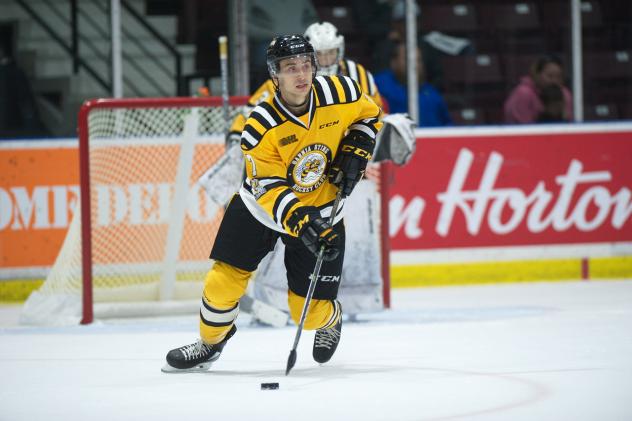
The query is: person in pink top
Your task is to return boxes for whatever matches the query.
[504,55,574,124]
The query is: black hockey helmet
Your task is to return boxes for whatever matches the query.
[266,34,317,79]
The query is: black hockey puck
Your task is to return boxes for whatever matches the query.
[261,382,279,390]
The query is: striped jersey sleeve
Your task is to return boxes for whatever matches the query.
[239,99,302,233]
[312,75,362,106]
[316,75,383,142]
[240,101,285,150]
[340,59,383,109]
[228,79,277,140]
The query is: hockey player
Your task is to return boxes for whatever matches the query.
[196,22,416,323]
[163,34,382,372]
[225,22,384,146]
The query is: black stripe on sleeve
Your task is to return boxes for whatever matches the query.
[260,102,284,126]
[263,181,287,192]
[356,118,380,136]
[350,77,361,100]
[340,75,352,103]
[271,189,294,224]
[325,77,340,104]
[250,110,272,130]
[279,197,299,228]
[243,124,263,141]
[313,78,327,106]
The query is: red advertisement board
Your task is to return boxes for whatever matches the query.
[389,127,632,250]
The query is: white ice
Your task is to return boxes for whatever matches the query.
[1,280,631,421]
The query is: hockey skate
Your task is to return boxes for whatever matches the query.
[312,316,342,364]
[162,325,237,373]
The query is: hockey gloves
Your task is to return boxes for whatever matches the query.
[286,206,340,261]
[329,131,375,197]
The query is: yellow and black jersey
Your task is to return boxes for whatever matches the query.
[239,75,382,236]
[338,59,383,109]
[227,80,276,137]
[228,59,383,139]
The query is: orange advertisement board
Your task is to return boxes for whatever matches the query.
[1,141,79,270]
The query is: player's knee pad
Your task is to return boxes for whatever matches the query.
[199,261,252,344]
[287,290,340,330]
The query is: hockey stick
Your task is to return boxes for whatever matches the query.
[286,188,344,376]
[218,35,230,136]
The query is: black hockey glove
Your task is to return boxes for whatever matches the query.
[286,206,340,261]
[328,131,375,197]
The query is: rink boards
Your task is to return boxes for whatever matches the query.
[1,123,632,299]
[389,123,632,286]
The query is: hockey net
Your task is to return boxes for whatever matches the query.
[20,96,390,325]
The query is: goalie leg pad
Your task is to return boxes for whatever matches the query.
[195,143,244,208]
[199,261,251,344]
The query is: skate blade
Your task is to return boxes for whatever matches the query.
[161,362,213,373]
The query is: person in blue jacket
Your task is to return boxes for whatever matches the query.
[374,41,452,127]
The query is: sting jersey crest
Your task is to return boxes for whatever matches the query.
[288,143,332,193]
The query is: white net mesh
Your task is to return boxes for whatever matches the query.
[21,97,389,325]
[21,98,249,324]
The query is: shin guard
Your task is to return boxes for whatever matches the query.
[199,261,251,344]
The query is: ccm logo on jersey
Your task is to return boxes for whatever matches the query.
[315,275,340,283]
[341,144,372,160]
[319,120,339,129]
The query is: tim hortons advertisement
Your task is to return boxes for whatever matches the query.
[389,126,632,250]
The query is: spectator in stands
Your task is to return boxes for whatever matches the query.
[246,0,318,88]
[359,0,471,90]
[0,43,47,138]
[537,84,567,123]
[504,55,573,124]
[374,41,452,127]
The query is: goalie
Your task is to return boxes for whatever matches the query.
[196,22,417,323]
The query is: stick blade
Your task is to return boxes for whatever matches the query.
[285,349,297,376]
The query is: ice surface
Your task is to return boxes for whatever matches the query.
[1,280,631,421]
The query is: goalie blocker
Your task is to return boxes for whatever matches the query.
[374,113,416,166]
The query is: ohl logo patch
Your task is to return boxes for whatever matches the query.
[288,143,332,193]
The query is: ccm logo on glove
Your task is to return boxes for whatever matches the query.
[341,144,372,160]
[329,131,376,197]
[286,206,340,261]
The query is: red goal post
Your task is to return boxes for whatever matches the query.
[80,97,239,323]
[21,96,391,325]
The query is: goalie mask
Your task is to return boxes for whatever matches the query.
[266,35,317,80]
[304,22,345,76]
